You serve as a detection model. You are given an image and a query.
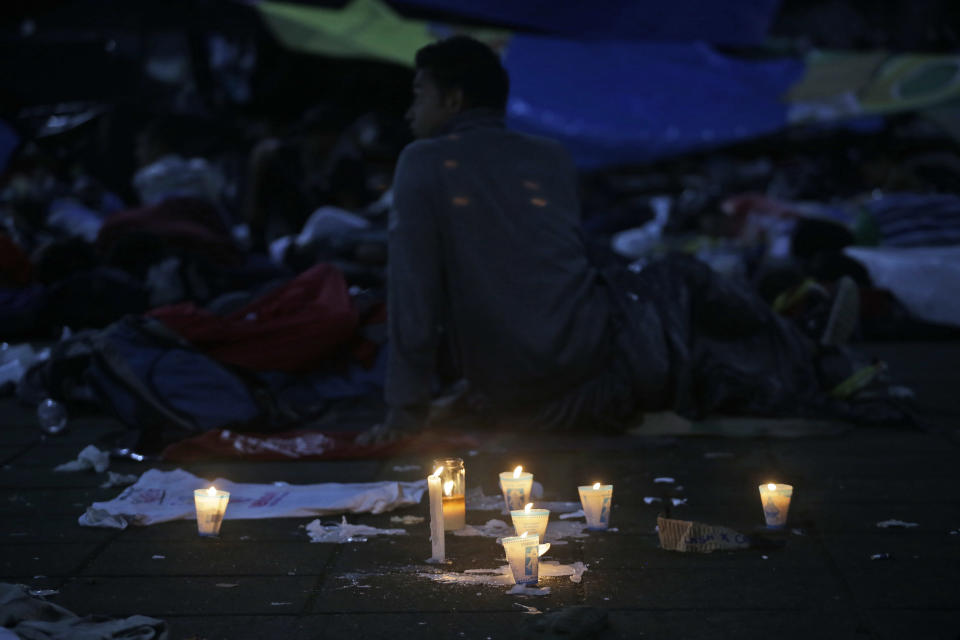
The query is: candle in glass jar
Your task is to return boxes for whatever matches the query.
[441,479,466,530]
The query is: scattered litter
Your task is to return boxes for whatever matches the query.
[239,536,251,541]
[287,571,295,576]
[791,528,805,536]
[675,486,684,492]
[761,555,769,560]
[452,519,513,538]
[79,468,427,528]
[151,555,165,560]
[950,531,958,535]
[9,532,27,537]
[514,603,542,614]
[306,516,406,543]
[452,518,589,542]
[270,602,292,606]
[508,584,551,596]
[643,497,662,504]
[336,573,374,590]
[876,519,919,529]
[54,445,110,473]
[390,515,425,525]
[27,589,59,597]
[392,465,422,472]
[654,477,675,484]
[871,553,893,560]
[657,516,751,553]
[99,472,139,488]
[671,498,687,506]
[704,452,734,459]
[559,509,584,520]
[216,583,238,588]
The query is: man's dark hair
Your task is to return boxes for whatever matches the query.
[414,36,509,111]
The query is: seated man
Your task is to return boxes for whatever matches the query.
[363,36,870,444]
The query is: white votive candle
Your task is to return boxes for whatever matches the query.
[501,532,546,585]
[758,482,793,528]
[578,482,613,530]
[510,502,550,540]
[499,465,534,511]
[193,486,230,536]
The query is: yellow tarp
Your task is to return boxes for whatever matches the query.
[256,0,434,67]
[787,50,960,121]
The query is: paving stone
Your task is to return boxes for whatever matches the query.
[312,569,583,613]
[843,565,960,609]
[582,568,849,611]
[52,576,317,617]
[868,610,960,640]
[606,610,865,639]
[0,542,102,578]
[82,540,337,577]
[2,515,118,543]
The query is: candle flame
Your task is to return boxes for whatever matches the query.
[767,483,777,491]
[207,486,217,496]
[513,465,523,478]
[524,503,533,514]
[432,466,444,478]
[592,482,601,490]
[443,480,454,496]
[520,531,529,538]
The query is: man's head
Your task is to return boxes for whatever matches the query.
[407,36,509,139]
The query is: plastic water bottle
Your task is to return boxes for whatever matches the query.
[37,399,68,435]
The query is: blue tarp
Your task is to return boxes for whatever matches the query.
[394,0,782,46]
[503,38,805,168]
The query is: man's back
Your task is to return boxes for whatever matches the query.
[387,110,612,412]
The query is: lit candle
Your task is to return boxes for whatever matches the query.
[500,531,550,586]
[578,482,613,530]
[428,466,445,562]
[441,480,466,530]
[193,486,230,536]
[499,465,534,511]
[510,502,550,540]
[758,482,793,529]
[433,457,466,531]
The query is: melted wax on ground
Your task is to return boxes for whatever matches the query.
[306,516,406,543]
[420,561,588,594]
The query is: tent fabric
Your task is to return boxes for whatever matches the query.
[503,37,805,168]
[149,263,359,373]
[391,0,782,46]
[257,0,434,67]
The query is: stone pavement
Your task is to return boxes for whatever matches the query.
[1,342,958,640]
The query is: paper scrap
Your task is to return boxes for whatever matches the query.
[514,603,542,614]
[151,555,165,560]
[390,515,425,525]
[306,516,406,543]
[657,516,751,553]
[54,445,109,473]
[559,509,584,520]
[79,468,427,528]
[643,497,662,504]
[216,583,238,588]
[671,498,687,506]
[654,477,675,484]
[870,553,892,560]
[876,519,919,529]
[28,589,59,597]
